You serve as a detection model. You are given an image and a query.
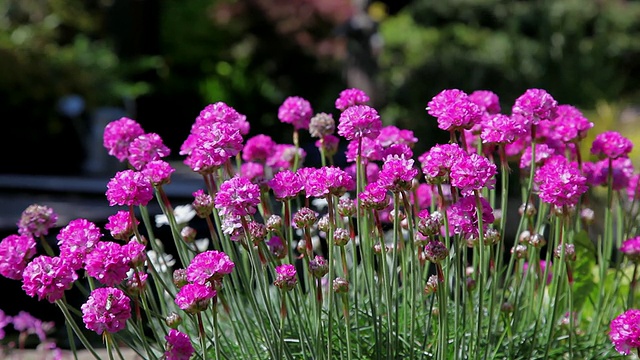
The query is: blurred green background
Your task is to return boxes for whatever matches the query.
[1,0,639,174]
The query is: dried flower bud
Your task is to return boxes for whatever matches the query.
[512,244,528,259]
[333,277,349,293]
[337,198,356,217]
[424,275,439,295]
[308,255,329,278]
[519,202,537,218]
[181,226,197,244]
[555,243,576,262]
[165,312,183,329]
[172,268,188,288]
[309,112,335,138]
[528,233,546,248]
[333,227,350,246]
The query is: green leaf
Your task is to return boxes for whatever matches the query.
[571,230,597,311]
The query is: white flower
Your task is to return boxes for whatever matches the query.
[188,238,210,253]
[146,250,176,273]
[155,204,196,227]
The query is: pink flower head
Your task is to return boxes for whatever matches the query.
[359,181,390,210]
[345,137,383,162]
[377,155,418,192]
[382,143,413,160]
[316,134,340,157]
[345,162,380,184]
[511,88,558,125]
[240,161,265,182]
[182,122,244,174]
[627,174,640,201]
[304,166,355,198]
[469,90,501,114]
[419,143,465,183]
[519,143,555,170]
[106,170,154,207]
[590,131,633,159]
[480,114,527,145]
[22,255,78,303]
[337,105,382,140]
[621,236,640,263]
[141,160,175,186]
[127,133,171,170]
[192,189,214,218]
[81,287,131,335]
[175,283,216,314]
[335,88,370,111]
[57,218,103,270]
[164,329,195,360]
[17,204,58,237]
[376,125,418,148]
[274,263,298,291]
[534,155,588,208]
[214,176,261,217]
[192,102,249,135]
[84,241,129,286]
[122,240,147,267]
[609,308,640,355]
[269,170,304,201]
[550,104,593,143]
[0,234,37,280]
[0,309,11,340]
[450,153,497,196]
[278,96,313,130]
[583,157,634,190]
[242,134,276,162]
[266,144,306,171]
[12,310,55,342]
[103,117,145,162]
[426,89,483,131]
[447,195,494,240]
[186,250,235,286]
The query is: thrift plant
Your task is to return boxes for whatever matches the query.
[1,87,639,359]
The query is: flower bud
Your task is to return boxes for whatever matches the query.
[580,207,595,225]
[466,277,476,292]
[518,230,531,244]
[266,215,282,232]
[317,214,330,233]
[337,198,356,218]
[293,207,317,229]
[555,243,576,262]
[333,227,350,246]
[181,226,197,244]
[424,275,439,295]
[333,277,349,293]
[172,268,188,289]
[165,312,183,329]
[519,202,536,218]
[528,233,546,248]
[511,244,528,259]
[308,255,329,279]
[424,240,449,263]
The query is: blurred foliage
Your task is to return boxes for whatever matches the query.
[377,0,640,155]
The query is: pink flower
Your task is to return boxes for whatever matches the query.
[192,102,249,135]
[84,241,129,286]
[240,162,265,182]
[192,189,214,218]
[450,153,497,196]
[609,308,640,355]
[511,88,558,125]
[335,88,370,111]
[22,255,78,303]
[469,90,501,114]
[519,143,555,170]
[304,166,354,198]
[105,211,138,241]
[0,309,11,340]
[377,155,418,192]
[274,264,298,291]
[550,104,593,143]
[103,117,145,162]
[591,131,633,159]
[621,236,640,263]
[122,240,147,267]
[0,234,37,280]
[345,137,383,162]
[359,182,390,210]
[242,134,276,162]
[266,144,306,171]
[17,204,58,237]
[164,329,195,360]
[583,157,634,190]
[186,250,235,286]
[534,155,587,207]
[141,160,175,186]
[106,170,154,207]
[480,114,527,144]
[426,89,483,131]
[127,133,171,170]
[214,176,261,217]
[419,143,465,183]
[269,170,304,201]
[447,195,494,240]
[81,287,131,335]
[627,174,640,201]
[376,125,418,148]
[57,218,103,270]
[382,143,413,160]
[175,283,216,313]
[278,96,313,130]
[337,105,382,140]
[11,311,54,342]
[182,122,244,174]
